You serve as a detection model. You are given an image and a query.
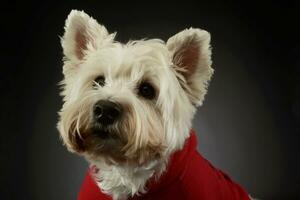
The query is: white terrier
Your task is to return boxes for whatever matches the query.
[57,10,251,200]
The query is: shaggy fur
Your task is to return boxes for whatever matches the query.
[57,10,213,200]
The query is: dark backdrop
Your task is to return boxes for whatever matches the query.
[1,1,299,199]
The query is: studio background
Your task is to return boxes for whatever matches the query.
[1,1,299,200]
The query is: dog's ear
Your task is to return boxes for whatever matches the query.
[167,28,214,106]
[61,10,114,63]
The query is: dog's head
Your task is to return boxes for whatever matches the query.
[57,10,213,165]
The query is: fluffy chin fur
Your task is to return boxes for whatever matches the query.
[57,10,213,200]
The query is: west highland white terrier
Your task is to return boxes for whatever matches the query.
[57,10,251,200]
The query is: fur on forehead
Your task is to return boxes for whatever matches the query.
[82,39,171,77]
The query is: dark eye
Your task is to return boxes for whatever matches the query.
[138,82,155,99]
[93,75,105,87]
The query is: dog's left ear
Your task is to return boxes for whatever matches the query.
[61,10,114,63]
[167,28,213,106]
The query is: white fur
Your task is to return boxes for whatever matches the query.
[89,158,166,200]
[58,10,213,200]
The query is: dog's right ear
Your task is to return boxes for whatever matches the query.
[61,10,114,63]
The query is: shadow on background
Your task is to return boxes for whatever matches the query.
[1,1,299,199]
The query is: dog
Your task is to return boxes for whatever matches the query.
[57,10,251,200]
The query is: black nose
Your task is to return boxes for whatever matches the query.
[93,100,122,126]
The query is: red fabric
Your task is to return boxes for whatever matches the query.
[78,130,250,200]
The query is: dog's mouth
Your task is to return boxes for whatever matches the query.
[88,126,129,162]
[92,127,111,139]
[91,125,122,142]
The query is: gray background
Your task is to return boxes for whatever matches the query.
[1,1,299,199]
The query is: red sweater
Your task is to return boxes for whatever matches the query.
[78,130,250,200]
